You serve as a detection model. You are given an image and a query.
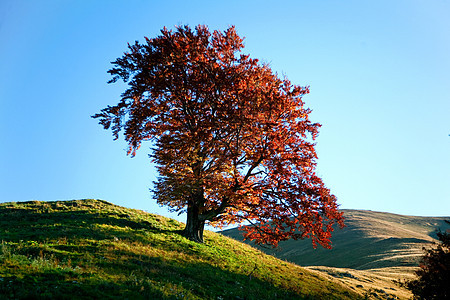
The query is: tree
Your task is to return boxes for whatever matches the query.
[406,221,450,299]
[93,25,344,247]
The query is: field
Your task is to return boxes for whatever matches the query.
[222,209,450,299]
[0,199,361,299]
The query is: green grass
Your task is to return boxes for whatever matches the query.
[0,199,361,299]
[222,209,450,270]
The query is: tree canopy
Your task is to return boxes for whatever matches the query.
[93,25,344,247]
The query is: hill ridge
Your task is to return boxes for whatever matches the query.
[221,208,449,270]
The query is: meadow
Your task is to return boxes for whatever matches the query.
[223,209,450,299]
[0,199,360,299]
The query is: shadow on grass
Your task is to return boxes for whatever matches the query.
[0,246,307,299]
[0,205,175,242]
[0,274,169,300]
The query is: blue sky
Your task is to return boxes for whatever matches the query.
[1,0,449,223]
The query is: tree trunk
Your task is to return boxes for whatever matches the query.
[183,201,205,243]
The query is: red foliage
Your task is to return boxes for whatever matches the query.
[93,25,344,247]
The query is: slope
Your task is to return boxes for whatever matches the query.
[0,199,360,299]
[221,209,450,270]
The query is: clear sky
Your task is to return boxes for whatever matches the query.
[1,0,449,224]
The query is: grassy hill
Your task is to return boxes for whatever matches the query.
[221,209,450,270]
[0,199,361,299]
[221,209,450,299]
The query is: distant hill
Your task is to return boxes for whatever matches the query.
[0,199,361,299]
[221,209,450,270]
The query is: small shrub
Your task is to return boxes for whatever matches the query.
[405,222,450,300]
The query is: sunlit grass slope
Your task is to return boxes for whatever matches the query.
[0,199,361,299]
[222,209,450,270]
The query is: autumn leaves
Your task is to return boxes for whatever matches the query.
[93,25,343,247]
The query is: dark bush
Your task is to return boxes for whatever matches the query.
[406,221,450,299]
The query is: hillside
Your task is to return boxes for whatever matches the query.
[0,199,361,299]
[221,210,449,299]
[221,209,450,270]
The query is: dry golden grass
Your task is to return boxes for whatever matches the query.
[306,266,417,300]
[223,209,450,299]
[343,210,438,241]
[222,209,449,270]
